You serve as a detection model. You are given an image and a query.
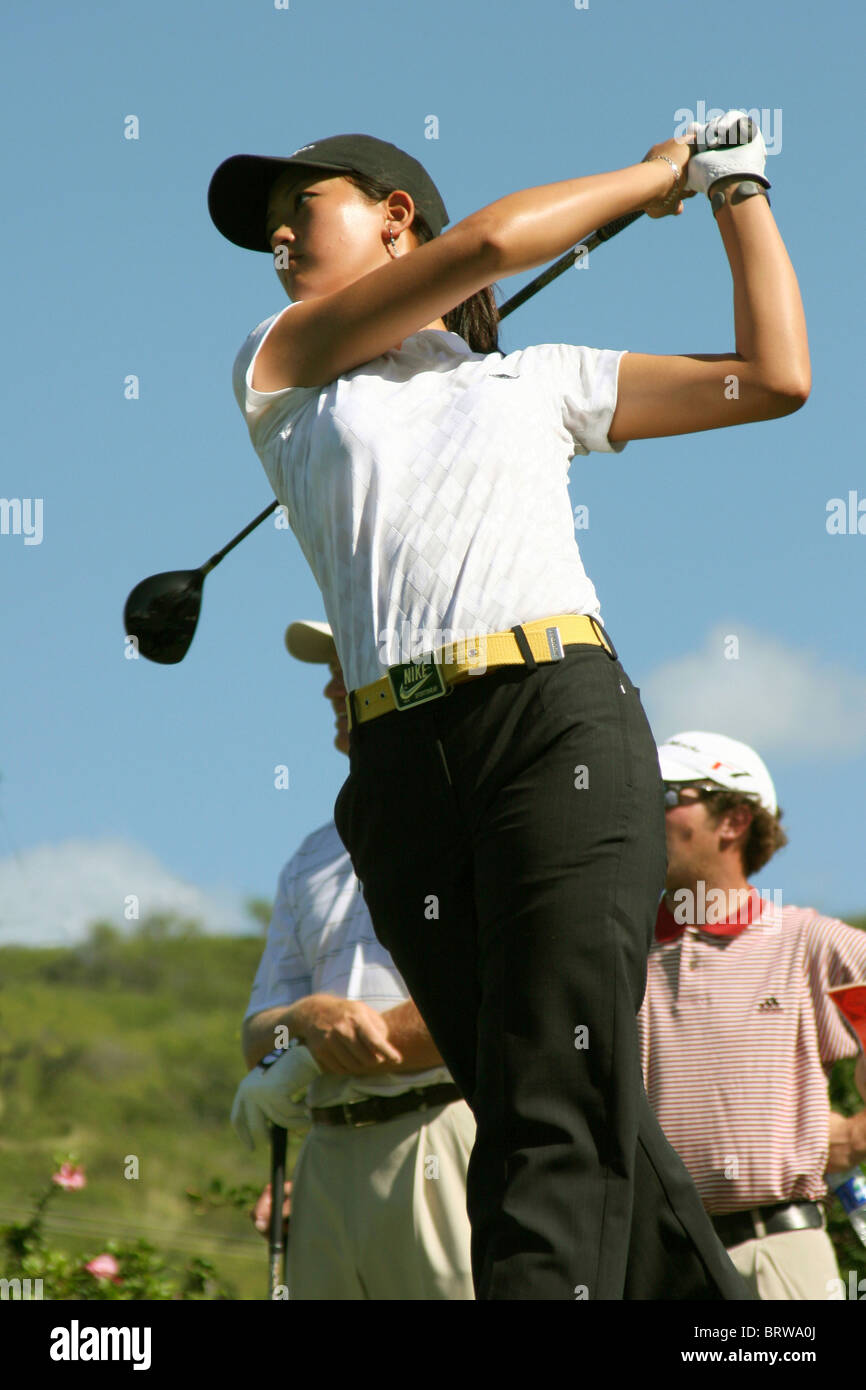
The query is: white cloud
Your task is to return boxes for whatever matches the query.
[640,624,866,758]
[0,839,258,947]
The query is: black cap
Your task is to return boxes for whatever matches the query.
[208,133,449,252]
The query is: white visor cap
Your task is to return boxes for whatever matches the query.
[657,730,778,815]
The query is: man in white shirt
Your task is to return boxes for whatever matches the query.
[240,620,475,1300]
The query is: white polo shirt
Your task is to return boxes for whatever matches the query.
[246,820,452,1109]
[233,309,627,691]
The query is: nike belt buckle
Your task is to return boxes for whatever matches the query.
[387,656,448,712]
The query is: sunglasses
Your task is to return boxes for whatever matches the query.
[662,782,726,809]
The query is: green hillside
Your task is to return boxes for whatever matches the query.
[0,916,300,1301]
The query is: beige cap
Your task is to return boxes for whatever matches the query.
[284,620,337,665]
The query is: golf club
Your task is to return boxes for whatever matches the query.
[124,499,279,663]
[125,115,758,663]
[268,1124,288,1299]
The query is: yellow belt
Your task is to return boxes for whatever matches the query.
[346,614,614,728]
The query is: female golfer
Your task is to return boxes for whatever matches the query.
[209,119,808,1301]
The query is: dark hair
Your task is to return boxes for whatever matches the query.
[344,170,500,354]
[704,793,789,877]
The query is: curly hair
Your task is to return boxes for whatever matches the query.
[704,792,789,877]
[343,170,501,355]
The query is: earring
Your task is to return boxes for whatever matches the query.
[387,226,397,253]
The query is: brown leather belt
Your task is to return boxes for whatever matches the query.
[310,1082,463,1128]
[711,1200,824,1248]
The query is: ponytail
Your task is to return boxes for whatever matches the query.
[441,282,500,356]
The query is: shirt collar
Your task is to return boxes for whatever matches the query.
[404,328,483,359]
[655,887,768,942]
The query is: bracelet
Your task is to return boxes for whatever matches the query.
[710,179,771,217]
[642,153,680,202]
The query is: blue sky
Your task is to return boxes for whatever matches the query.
[2,0,864,942]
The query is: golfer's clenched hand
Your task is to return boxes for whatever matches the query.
[292,993,403,1073]
[641,134,696,219]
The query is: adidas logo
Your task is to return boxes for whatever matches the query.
[758,996,782,1011]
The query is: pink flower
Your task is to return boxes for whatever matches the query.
[52,1163,86,1191]
[84,1253,122,1284]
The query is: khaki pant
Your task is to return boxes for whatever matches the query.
[727,1226,841,1300]
[287,1099,475,1300]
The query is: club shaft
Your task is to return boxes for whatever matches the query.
[268,1125,288,1298]
[200,499,280,576]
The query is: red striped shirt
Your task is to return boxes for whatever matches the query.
[637,898,866,1213]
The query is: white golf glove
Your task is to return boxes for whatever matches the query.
[685,109,770,196]
[231,1045,321,1150]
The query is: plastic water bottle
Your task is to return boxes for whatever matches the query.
[826,1166,866,1246]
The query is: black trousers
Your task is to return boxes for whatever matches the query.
[334,642,752,1301]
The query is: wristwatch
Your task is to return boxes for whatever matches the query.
[259,1039,300,1069]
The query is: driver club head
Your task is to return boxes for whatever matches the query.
[123,569,205,664]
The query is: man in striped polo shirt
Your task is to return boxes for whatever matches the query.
[638,731,866,1300]
[236,620,475,1299]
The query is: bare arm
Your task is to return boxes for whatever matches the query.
[242,993,402,1074]
[826,1057,866,1171]
[242,1004,297,1070]
[379,1000,444,1071]
[610,181,810,441]
[253,159,679,391]
[828,1109,866,1170]
[242,997,442,1074]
